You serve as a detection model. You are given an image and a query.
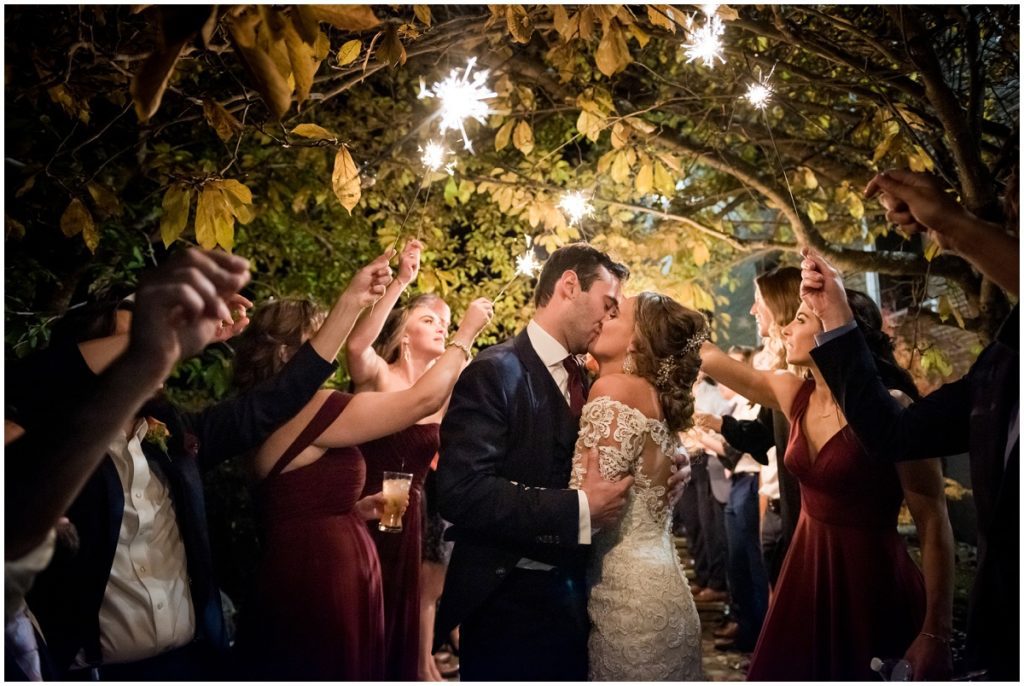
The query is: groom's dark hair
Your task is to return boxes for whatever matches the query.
[534,243,629,307]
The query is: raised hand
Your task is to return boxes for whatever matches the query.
[579,445,634,529]
[129,249,251,376]
[863,170,964,249]
[344,250,395,309]
[397,239,424,287]
[798,247,852,331]
[212,293,254,342]
[452,297,494,344]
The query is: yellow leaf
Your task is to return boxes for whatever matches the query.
[806,201,828,224]
[195,186,232,250]
[337,39,361,66]
[15,174,36,199]
[653,160,675,196]
[160,184,193,247]
[610,121,629,149]
[283,21,322,105]
[796,166,818,190]
[647,5,677,32]
[225,8,294,120]
[635,161,653,195]
[692,240,711,267]
[628,24,650,47]
[908,145,935,172]
[576,109,604,142]
[512,120,534,155]
[305,5,380,31]
[332,146,361,213]
[845,193,865,220]
[495,119,515,151]
[413,5,432,26]
[82,219,101,253]
[60,198,93,238]
[203,99,243,141]
[595,23,631,77]
[87,182,123,219]
[506,4,533,43]
[551,4,570,38]
[578,6,597,41]
[290,123,337,140]
[597,150,617,174]
[610,149,632,184]
[715,4,740,21]
[378,24,406,68]
[527,201,542,228]
[923,235,943,262]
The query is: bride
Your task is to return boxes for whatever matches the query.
[569,291,707,680]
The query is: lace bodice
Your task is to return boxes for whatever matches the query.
[569,396,703,680]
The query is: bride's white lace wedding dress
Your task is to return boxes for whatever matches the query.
[570,396,704,681]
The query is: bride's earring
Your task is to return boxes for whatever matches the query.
[622,352,636,375]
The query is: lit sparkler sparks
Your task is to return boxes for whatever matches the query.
[684,16,726,68]
[558,191,594,226]
[419,140,455,175]
[418,57,497,153]
[495,236,542,301]
[745,81,772,109]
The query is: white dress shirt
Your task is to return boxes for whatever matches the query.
[88,419,195,665]
[758,447,781,500]
[5,530,56,681]
[526,320,592,546]
[729,398,763,475]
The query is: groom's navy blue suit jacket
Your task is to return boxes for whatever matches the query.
[435,330,588,643]
[812,308,1018,681]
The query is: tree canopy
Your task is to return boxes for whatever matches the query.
[5,4,1019,361]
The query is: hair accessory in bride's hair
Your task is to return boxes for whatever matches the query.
[681,326,710,356]
[655,358,676,388]
[655,327,711,389]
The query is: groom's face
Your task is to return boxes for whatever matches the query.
[565,266,621,355]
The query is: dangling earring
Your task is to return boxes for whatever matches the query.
[622,352,636,375]
[402,340,412,364]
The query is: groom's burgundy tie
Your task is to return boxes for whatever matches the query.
[562,356,586,419]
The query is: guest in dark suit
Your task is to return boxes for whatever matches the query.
[435,243,633,681]
[799,164,1019,681]
[5,249,251,682]
[6,252,393,680]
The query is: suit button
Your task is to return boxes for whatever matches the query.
[495,567,507,579]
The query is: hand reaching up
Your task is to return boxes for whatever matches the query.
[451,298,494,346]
[344,250,395,308]
[579,445,634,529]
[863,169,965,248]
[212,293,254,342]
[798,247,853,331]
[397,239,423,287]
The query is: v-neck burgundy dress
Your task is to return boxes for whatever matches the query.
[746,381,925,681]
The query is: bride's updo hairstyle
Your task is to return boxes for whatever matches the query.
[233,298,326,391]
[630,292,710,433]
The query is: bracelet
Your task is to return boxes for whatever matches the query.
[447,339,472,361]
[919,631,951,645]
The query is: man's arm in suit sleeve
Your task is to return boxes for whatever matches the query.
[436,356,580,547]
[183,341,337,467]
[811,325,971,462]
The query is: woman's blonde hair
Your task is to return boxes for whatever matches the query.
[232,298,326,391]
[373,293,447,364]
[754,266,801,371]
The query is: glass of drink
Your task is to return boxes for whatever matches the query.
[379,471,413,533]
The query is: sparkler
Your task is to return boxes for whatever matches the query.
[494,235,542,301]
[418,57,497,153]
[683,16,726,68]
[558,191,594,226]
[745,81,772,109]
[419,140,455,175]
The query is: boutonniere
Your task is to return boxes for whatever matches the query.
[144,417,171,452]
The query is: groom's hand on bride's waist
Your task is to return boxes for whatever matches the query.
[580,446,633,530]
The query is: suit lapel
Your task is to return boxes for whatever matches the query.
[512,331,579,473]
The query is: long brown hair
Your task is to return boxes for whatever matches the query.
[630,292,709,433]
[754,266,801,370]
[233,298,325,391]
[374,293,447,364]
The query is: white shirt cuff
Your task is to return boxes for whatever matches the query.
[814,319,857,346]
[5,529,56,624]
[577,490,592,544]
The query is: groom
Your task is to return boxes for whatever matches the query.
[436,243,633,680]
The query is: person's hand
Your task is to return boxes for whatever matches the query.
[864,169,966,250]
[129,249,251,376]
[397,239,423,287]
[354,492,388,521]
[667,449,691,505]
[452,298,494,344]
[579,446,634,529]
[799,247,853,331]
[902,632,953,681]
[344,250,395,308]
[211,293,254,342]
[694,412,722,433]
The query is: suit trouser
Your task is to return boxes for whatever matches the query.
[724,473,769,650]
[760,501,785,587]
[460,567,588,681]
[693,459,729,591]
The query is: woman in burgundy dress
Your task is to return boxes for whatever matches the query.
[232,250,493,681]
[345,239,456,681]
[700,290,954,680]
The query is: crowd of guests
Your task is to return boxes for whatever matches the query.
[4,165,1017,681]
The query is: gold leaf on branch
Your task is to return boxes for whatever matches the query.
[595,23,631,76]
[512,120,534,155]
[611,121,629,149]
[692,240,711,267]
[290,123,337,140]
[653,160,675,197]
[646,5,677,32]
[203,99,243,141]
[377,24,406,68]
[635,160,653,195]
[195,186,225,250]
[336,39,362,66]
[506,5,534,43]
[60,198,93,238]
[332,146,361,213]
[305,5,380,31]
[87,182,123,219]
[551,5,570,38]
[414,5,432,26]
[495,119,515,151]
[610,149,632,184]
[283,20,323,105]
[159,184,193,247]
[225,8,294,120]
